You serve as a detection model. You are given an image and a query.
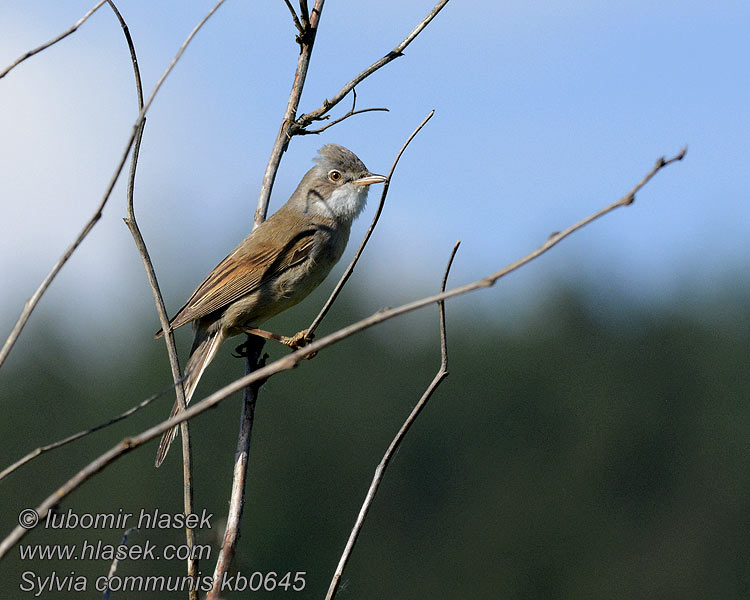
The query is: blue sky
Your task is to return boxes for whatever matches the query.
[1,1,748,349]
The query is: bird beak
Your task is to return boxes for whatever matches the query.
[352,174,388,186]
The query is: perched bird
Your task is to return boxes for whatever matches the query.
[154,144,386,466]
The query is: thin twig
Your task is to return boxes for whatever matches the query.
[0,148,685,560]
[255,0,326,226]
[302,108,388,135]
[282,0,304,34]
[306,110,434,338]
[0,0,107,80]
[113,0,197,589]
[300,89,388,135]
[325,240,459,600]
[0,378,182,483]
[294,0,449,132]
[105,1,143,107]
[0,0,227,371]
[437,244,457,370]
[121,94,200,592]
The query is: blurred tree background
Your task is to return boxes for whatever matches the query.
[1,281,748,599]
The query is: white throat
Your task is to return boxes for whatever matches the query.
[311,184,369,221]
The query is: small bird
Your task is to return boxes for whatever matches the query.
[154,144,386,467]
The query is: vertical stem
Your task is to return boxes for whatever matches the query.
[207,339,263,599]
[254,0,325,226]
[111,0,199,589]
[211,1,327,590]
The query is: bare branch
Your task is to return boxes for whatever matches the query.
[306,110,435,338]
[0,147,684,559]
[302,108,388,135]
[207,343,265,598]
[325,240,459,600]
[104,1,144,108]
[300,89,388,135]
[255,0,326,226]
[294,0,449,131]
[106,0,203,589]
[0,0,227,371]
[438,243,459,370]
[116,12,197,595]
[0,0,107,80]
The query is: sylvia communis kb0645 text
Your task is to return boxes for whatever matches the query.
[154,144,386,467]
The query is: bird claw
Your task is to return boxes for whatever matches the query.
[279,329,312,348]
[241,328,316,359]
[280,330,317,359]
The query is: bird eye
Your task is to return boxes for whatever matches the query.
[328,170,343,182]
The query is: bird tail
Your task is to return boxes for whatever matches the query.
[154,326,225,467]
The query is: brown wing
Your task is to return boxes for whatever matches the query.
[157,221,318,335]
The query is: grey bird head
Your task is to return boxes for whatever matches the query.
[289,144,387,221]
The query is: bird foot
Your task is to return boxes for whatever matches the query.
[278,329,313,349]
[243,328,316,358]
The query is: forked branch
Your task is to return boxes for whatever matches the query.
[300,89,389,135]
[293,0,449,132]
[255,0,449,224]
